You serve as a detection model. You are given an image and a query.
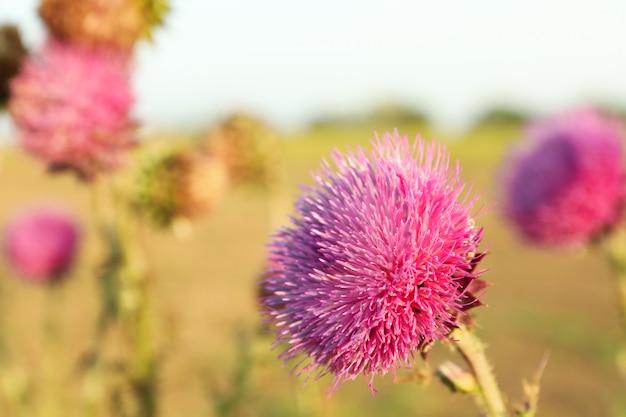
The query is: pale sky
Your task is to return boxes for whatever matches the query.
[2,0,626,131]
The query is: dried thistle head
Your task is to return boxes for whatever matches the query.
[177,153,229,218]
[39,0,144,51]
[204,114,279,189]
[132,145,229,229]
[0,24,27,107]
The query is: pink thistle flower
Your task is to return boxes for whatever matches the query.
[501,108,626,247]
[261,129,485,395]
[9,39,135,180]
[3,204,81,284]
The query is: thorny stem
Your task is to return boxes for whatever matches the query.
[514,353,549,417]
[449,325,508,417]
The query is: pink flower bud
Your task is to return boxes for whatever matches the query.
[3,204,81,284]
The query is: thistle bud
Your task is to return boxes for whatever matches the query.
[132,145,229,229]
[435,361,477,394]
[3,204,81,284]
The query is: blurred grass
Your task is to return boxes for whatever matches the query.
[0,122,623,416]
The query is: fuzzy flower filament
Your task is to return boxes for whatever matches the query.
[262,130,485,394]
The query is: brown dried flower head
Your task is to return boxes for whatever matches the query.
[39,0,144,51]
[133,145,229,228]
[178,153,229,218]
[204,114,279,189]
[0,24,27,106]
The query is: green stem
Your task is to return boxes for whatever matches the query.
[599,228,626,381]
[114,177,157,417]
[450,325,508,417]
[40,287,64,417]
[617,277,626,334]
[78,180,111,417]
[0,283,30,417]
[601,229,626,330]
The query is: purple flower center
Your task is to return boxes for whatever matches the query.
[509,136,578,212]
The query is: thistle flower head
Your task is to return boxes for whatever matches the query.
[3,204,81,284]
[9,39,135,180]
[501,108,626,247]
[39,0,144,51]
[132,145,229,228]
[261,129,485,394]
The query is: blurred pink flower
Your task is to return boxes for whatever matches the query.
[3,204,81,284]
[262,130,485,395]
[9,39,135,180]
[502,108,626,247]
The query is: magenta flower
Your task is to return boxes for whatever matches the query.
[3,204,81,284]
[9,39,135,180]
[501,108,626,247]
[261,130,485,394]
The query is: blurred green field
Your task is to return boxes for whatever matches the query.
[0,122,624,417]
